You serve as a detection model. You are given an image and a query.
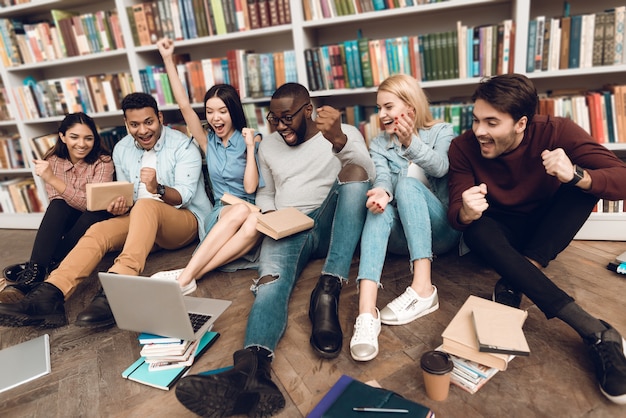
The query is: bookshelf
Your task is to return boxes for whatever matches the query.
[0,0,624,239]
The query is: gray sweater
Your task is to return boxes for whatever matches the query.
[256,123,375,214]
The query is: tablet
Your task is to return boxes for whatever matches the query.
[0,334,51,394]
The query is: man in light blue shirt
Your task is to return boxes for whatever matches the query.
[0,93,212,329]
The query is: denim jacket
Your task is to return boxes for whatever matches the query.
[113,125,213,240]
[369,122,454,208]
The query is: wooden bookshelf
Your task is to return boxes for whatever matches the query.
[0,0,624,238]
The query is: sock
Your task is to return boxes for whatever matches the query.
[556,302,607,338]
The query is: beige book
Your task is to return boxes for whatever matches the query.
[220,192,261,212]
[86,181,133,211]
[256,207,314,240]
[441,295,528,371]
[472,306,530,356]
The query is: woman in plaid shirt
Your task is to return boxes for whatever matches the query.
[1,112,114,302]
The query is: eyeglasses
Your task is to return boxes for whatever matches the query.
[266,102,309,126]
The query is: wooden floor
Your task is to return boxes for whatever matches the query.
[0,229,625,417]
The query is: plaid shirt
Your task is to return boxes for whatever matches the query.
[45,154,115,211]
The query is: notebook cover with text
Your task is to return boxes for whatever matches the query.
[256,207,314,240]
[86,181,134,211]
[472,305,530,356]
[441,295,528,370]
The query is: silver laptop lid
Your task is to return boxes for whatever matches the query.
[98,272,231,340]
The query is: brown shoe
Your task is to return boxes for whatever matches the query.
[0,286,26,303]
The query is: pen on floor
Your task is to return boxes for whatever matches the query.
[353,407,409,413]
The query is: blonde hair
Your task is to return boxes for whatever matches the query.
[378,74,437,132]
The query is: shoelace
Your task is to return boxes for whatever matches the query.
[353,316,377,341]
[17,264,41,285]
[388,290,417,311]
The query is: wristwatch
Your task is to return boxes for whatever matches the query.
[567,165,584,186]
[156,183,166,196]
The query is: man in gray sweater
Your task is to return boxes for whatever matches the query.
[175,83,375,417]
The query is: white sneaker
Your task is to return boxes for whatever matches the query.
[350,308,381,362]
[150,268,197,296]
[380,285,439,325]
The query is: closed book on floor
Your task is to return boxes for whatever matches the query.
[472,305,530,356]
[256,207,314,240]
[307,374,433,418]
[441,295,528,371]
[86,181,133,211]
[121,331,219,390]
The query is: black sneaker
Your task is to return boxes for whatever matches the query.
[584,321,626,404]
[492,278,522,308]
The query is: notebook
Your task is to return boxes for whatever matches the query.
[0,334,51,394]
[98,272,231,341]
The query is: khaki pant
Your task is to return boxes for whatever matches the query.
[47,199,198,297]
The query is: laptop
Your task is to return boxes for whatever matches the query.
[98,272,231,341]
[0,334,51,394]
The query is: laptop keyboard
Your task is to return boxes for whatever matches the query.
[188,313,212,332]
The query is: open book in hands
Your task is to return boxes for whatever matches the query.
[221,193,314,239]
[86,181,133,211]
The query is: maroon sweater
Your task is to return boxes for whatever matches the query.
[447,115,626,231]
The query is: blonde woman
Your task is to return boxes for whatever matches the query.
[350,74,460,361]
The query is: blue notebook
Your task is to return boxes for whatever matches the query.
[122,331,219,390]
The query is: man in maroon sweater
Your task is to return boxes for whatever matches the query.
[448,74,626,405]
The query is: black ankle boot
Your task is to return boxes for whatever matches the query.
[309,274,343,358]
[4,261,47,285]
[0,282,67,328]
[75,287,115,328]
[176,347,286,417]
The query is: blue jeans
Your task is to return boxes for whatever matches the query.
[244,179,370,352]
[358,177,460,284]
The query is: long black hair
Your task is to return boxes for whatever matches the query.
[43,112,111,164]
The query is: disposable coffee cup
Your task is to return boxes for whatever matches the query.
[420,350,454,401]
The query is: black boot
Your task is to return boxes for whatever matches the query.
[0,282,67,328]
[75,287,115,328]
[309,274,343,358]
[176,347,286,417]
[4,261,46,285]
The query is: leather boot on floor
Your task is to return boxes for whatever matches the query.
[0,282,67,328]
[75,287,115,328]
[176,347,285,417]
[309,274,343,358]
[4,261,46,285]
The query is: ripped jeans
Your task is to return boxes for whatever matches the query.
[243,179,370,352]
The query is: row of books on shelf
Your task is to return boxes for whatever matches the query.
[140,50,297,106]
[302,0,449,21]
[0,0,31,7]
[537,85,626,143]
[304,20,514,91]
[0,87,14,121]
[127,0,291,47]
[0,9,124,67]
[594,199,624,214]
[12,72,134,121]
[0,132,23,169]
[0,177,43,214]
[526,6,626,73]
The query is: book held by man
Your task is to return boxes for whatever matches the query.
[86,181,133,211]
[256,207,314,240]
